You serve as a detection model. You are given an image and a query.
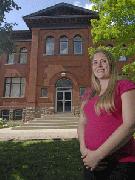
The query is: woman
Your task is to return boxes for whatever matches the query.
[77,48,135,180]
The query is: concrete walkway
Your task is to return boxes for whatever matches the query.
[0,127,78,141]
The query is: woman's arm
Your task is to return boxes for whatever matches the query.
[97,89,135,158]
[77,101,88,157]
[83,89,135,169]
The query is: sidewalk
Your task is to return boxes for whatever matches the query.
[0,127,78,141]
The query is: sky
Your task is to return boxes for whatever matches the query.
[5,0,92,30]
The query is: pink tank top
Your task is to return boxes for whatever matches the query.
[83,79,135,162]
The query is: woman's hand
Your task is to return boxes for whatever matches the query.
[83,149,103,170]
[80,145,89,159]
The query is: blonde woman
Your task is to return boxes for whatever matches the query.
[78,49,135,180]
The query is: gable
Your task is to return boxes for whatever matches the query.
[23,3,98,29]
[24,3,97,18]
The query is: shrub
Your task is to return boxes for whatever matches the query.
[0,118,8,129]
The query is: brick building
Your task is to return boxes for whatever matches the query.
[0,3,133,121]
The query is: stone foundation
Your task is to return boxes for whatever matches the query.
[22,107,35,122]
[0,106,80,122]
[72,106,80,117]
[22,106,55,122]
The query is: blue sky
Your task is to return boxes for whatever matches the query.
[5,0,92,30]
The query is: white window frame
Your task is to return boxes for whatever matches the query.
[45,37,54,55]
[60,36,68,55]
[7,52,16,64]
[19,47,28,64]
[73,35,83,55]
[4,77,25,97]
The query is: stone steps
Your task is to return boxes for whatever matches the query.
[32,117,77,121]
[12,125,77,130]
[12,113,79,130]
[31,119,78,123]
[37,115,78,119]
[22,122,78,126]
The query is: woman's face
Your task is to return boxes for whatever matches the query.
[92,52,110,80]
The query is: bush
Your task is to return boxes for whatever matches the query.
[0,118,8,129]
[122,61,135,82]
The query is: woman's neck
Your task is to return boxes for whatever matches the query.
[99,79,110,95]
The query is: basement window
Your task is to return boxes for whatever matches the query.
[13,109,23,120]
[1,110,9,120]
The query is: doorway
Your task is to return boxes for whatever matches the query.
[55,78,72,112]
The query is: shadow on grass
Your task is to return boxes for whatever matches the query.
[0,139,84,180]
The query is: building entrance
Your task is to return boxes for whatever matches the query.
[55,78,72,112]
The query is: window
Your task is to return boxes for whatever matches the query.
[106,44,127,61]
[45,36,54,55]
[73,35,83,54]
[56,78,72,91]
[60,36,68,54]
[119,56,127,61]
[13,109,22,120]
[106,44,113,48]
[1,110,9,120]
[7,52,16,64]
[4,77,25,97]
[41,88,48,97]
[80,87,86,96]
[19,47,27,64]
[56,79,72,87]
[119,45,127,61]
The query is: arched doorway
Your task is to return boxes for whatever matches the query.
[55,78,72,112]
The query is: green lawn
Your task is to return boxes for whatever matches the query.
[0,139,84,180]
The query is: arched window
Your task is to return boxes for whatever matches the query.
[45,36,54,55]
[60,36,68,54]
[56,78,72,88]
[7,51,16,64]
[19,47,28,64]
[56,78,72,91]
[73,35,83,54]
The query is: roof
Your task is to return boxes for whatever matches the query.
[23,3,98,29]
[11,30,32,41]
[23,3,98,18]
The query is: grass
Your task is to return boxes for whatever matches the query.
[0,139,84,180]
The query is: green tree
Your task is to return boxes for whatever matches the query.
[89,0,135,81]
[122,61,135,81]
[0,0,20,55]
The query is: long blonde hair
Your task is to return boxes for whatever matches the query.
[91,49,118,115]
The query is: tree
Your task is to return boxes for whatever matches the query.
[0,0,20,55]
[122,62,135,81]
[89,0,135,81]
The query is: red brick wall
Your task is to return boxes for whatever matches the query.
[36,28,92,109]
[0,26,134,113]
[0,41,31,108]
